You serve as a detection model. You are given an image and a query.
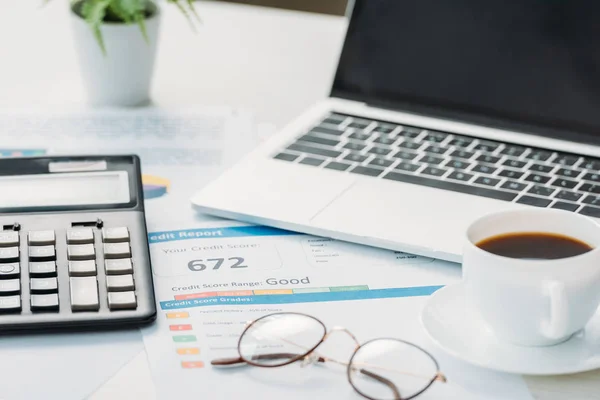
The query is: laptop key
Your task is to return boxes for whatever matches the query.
[398,141,422,150]
[350,166,384,177]
[312,126,345,136]
[324,113,346,124]
[500,146,527,157]
[373,136,397,145]
[501,180,527,192]
[528,185,555,197]
[474,177,500,187]
[555,190,583,202]
[399,127,422,138]
[578,206,600,218]
[274,153,298,162]
[498,169,524,179]
[476,154,501,164]
[529,150,553,161]
[556,168,581,179]
[344,153,368,163]
[348,120,371,129]
[287,143,341,159]
[502,159,527,169]
[550,178,578,189]
[448,137,473,147]
[424,145,449,155]
[393,150,418,161]
[471,164,496,174]
[424,131,448,143]
[552,202,580,212]
[473,140,501,152]
[368,146,392,156]
[382,172,517,201]
[581,158,600,171]
[373,124,397,134]
[348,132,371,141]
[579,183,600,194]
[516,196,552,208]
[299,134,339,148]
[445,159,471,170]
[343,142,367,151]
[418,155,444,165]
[450,149,475,159]
[421,166,447,177]
[524,173,551,184]
[447,171,474,182]
[583,172,600,182]
[395,162,421,173]
[324,161,352,172]
[530,164,554,174]
[369,158,394,168]
[582,194,600,207]
[299,157,325,167]
[553,155,580,166]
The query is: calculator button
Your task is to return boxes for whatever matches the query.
[105,259,133,275]
[67,228,94,244]
[0,279,20,295]
[0,247,19,263]
[102,227,130,243]
[103,243,131,259]
[28,230,55,246]
[31,294,59,312]
[0,231,19,247]
[108,291,137,310]
[106,275,135,292]
[30,277,58,294]
[0,263,19,279]
[29,261,56,277]
[67,244,96,261]
[70,277,99,311]
[68,260,97,277]
[28,246,56,261]
[0,295,21,313]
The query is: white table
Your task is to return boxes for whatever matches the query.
[1,2,599,399]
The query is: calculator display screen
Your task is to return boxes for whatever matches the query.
[0,171,130,209]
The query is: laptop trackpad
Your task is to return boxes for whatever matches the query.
[310,179,486,258]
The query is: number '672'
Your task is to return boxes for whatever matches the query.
[188,257,247,272]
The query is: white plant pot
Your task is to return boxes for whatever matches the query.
[70,2,161,107]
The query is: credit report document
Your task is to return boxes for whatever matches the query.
[141,221,533,400]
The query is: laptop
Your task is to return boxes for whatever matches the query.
[192,0,600,263]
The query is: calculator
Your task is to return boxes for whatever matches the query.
[0,155,156,332]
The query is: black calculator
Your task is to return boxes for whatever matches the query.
[0,155,156,332]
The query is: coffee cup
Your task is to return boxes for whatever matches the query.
[463,209,600,346]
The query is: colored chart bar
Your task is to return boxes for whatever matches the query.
[177,348,200,355]
[293,287,331,294]
[175,292,218,300]
[173,335,197,343]
[167,312,189,319]
[181,361,205,369]
[170,324,192,331]
[330,285,369,292]
[254,289,293,295]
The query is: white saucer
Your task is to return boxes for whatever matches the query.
[421,283,600,375]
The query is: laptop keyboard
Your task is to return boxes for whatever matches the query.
[273,112,600,218]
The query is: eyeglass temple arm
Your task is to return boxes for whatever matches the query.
[358,368,402,400]
[211,353,327,366]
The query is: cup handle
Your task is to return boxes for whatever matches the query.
[541,280,569,340]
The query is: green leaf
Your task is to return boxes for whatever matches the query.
[120,0,146,15]
[107,2,133,23]
[136,13,149,43]
[167,0,197,31]
[81,0,112,56]
[186,0,202,23]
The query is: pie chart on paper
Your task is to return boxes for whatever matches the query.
[142,174,171,199]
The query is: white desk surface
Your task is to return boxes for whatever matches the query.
[1,1,599,399]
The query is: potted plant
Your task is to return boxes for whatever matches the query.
[67,0,199,106]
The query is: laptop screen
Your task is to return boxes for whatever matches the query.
[332,0,600,144]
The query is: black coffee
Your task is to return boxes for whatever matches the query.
[476,232,593,260]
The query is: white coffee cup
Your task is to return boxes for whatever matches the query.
[463,209,600,346]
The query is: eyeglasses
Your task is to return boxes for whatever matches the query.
[211,312,446,400]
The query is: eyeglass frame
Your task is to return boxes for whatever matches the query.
[211,312,446,400]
